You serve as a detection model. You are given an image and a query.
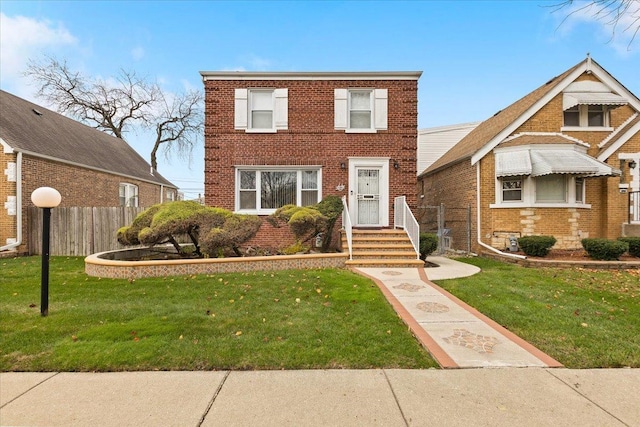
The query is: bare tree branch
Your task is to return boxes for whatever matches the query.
[24,56,203,172]
[547,0,640,50]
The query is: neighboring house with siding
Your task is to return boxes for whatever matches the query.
[418,56,640,255]
[200,71,421,250]
[0,90,178,255]
[417,121,480,176]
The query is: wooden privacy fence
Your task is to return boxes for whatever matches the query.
[28,207,144,256]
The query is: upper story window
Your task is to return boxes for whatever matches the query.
[349,90,373,129]
[335,88,387,133]
[249,90,274,129]
[234,88,288,132]
[562,81,627,131]
[119,183,139,207]
[563,105,609,128]
[236,168,321,214]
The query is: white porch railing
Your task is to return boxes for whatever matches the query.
[394,196,420,259]
[341,196,353,260]
[630,191,640,223]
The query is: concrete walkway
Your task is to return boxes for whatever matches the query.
[2,369,639,426]
[355,256,562,368]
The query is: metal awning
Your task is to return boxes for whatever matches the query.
[495,150,532,177]
[495,148,619,178]
[563,92,628,110]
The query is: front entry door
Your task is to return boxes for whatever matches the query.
[356,167,381,226]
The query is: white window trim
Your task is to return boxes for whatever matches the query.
[335,88,387,133]
[119,183,139,207]
[235,88,288,133]
[561,104,612,131]
[490,175,591,209]
[234,166,322,214]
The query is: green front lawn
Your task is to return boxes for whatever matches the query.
[435,257,640,368]
[0,257,437,371]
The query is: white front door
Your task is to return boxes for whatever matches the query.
[356,168,380,225]
[349,158,389,227]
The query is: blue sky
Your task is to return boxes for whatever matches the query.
[1,0,639,200]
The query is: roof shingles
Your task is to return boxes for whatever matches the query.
[0,90,175,188]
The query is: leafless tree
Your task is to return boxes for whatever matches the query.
[25,56,203,171]
[550,0,640,49]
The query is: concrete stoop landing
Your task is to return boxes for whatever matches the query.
[343,228,424,268]
[355,267,563,369]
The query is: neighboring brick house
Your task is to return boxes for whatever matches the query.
[0,90,178,255]
[418,56,640,255]
[200,71,421,249]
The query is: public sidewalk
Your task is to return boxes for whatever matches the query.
[2,256,639,426]
[2,369,639,426]
[355,256,562,368]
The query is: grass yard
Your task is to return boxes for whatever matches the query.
[435,257,640,368]
[0,257,437,372]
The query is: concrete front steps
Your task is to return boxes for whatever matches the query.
[343,228,424,268]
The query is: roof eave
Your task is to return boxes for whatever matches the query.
[200,71,423,81]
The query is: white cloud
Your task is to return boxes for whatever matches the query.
[131,46,145,61]
[560,1,640,53]
[0,13,77,97]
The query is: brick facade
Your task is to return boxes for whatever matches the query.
[420,69,639,253]
[202,74,420,250]
[1,155,172,254]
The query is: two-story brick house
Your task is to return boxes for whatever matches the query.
[418,56,640,255]
[200,71,422,252]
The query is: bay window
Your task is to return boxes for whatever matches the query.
[535,175,567,202]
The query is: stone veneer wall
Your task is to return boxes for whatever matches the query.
[85,252,348,279]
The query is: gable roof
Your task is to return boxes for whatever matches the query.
[420,57,640,177]
[0,90,176,188]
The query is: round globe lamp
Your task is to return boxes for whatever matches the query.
[31,187,62,316]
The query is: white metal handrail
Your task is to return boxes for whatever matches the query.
[394,196,420,259]
[630,191,639,223]
[341,196,353,260]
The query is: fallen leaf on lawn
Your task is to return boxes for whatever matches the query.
[387,330,392,334]
[295,298,301,303]
[179,335,184,340]
[71,335,78,342]
[235,331,243,336]
[581,323,588,327]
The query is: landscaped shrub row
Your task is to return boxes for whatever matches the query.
[517,235,557,257]
[581,238,629,261]
[618,237,640,258]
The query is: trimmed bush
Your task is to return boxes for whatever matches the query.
[618,237,640,258]
[581,238,629,261]
[419,233,438,261]
[517,235,557,257]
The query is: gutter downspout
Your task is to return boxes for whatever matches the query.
[160,184,164,204]
[1,152,23,252]
[476,162,526,260]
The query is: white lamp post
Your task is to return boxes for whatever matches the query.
[31,187,62,316]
